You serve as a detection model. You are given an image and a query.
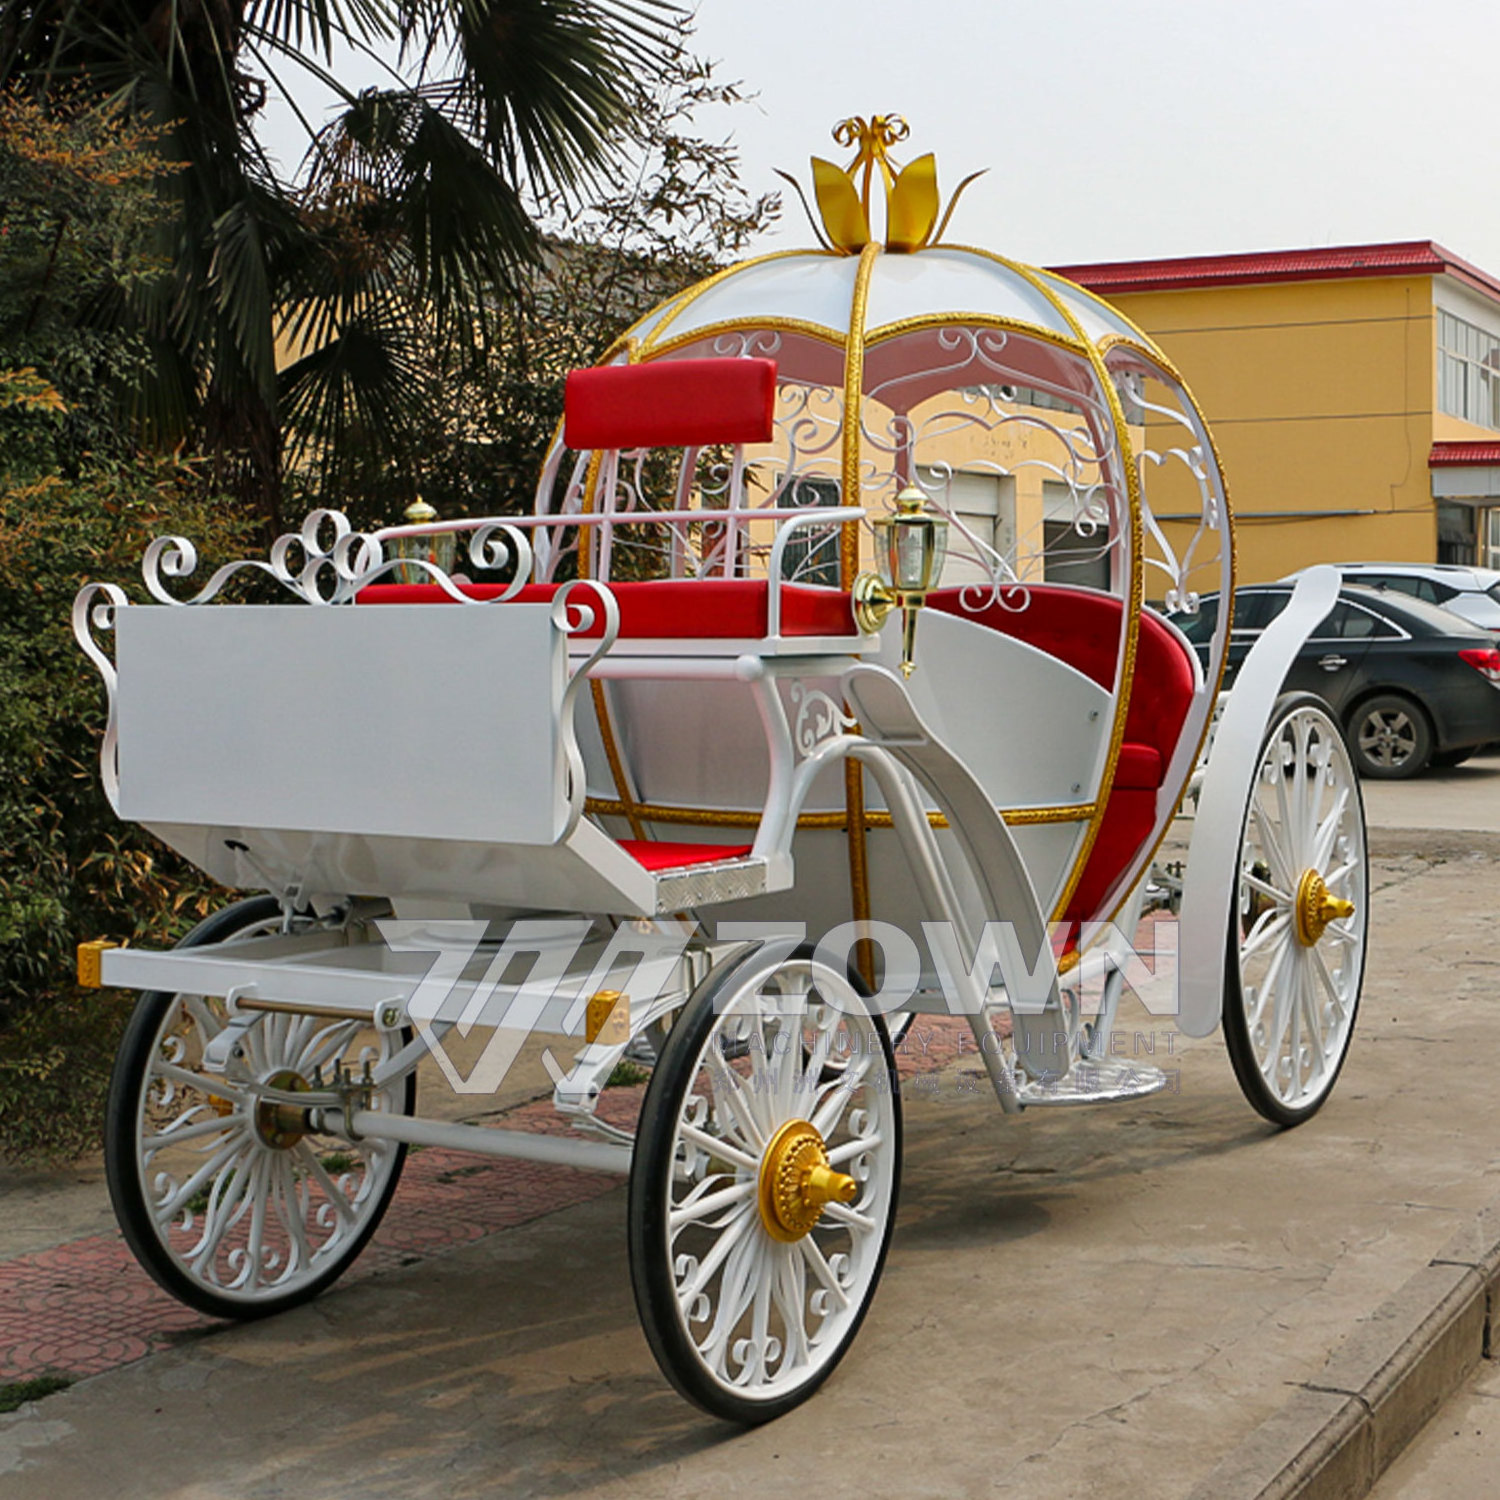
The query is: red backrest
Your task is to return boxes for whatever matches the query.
[563,358,778,451]
[355,579,855,640]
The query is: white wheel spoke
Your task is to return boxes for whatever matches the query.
[819,1200,876,1235]
[1259,954,1296,1081]
[798,1236,851,1311]
[1311,785,1350,870]
[142,1113,245,1149]
[676,1206,756,1309]
[1240,909,1291,963]
[1243,935,1289,1036]
[825,1135,881,1166]
[699,1230,763,1370]
[774,1244,811,1368]
[1241,871,1292,905]
[679,1124,758,1172]
[1310,943,1349,1025]
[1251,798,1295,890]
[152,1132,250,1224]
[706,1048,767,1152]
[293,1142,358,1226]
[272,1155,312,1274]
[244,1155,271,1290]
[188,1146,258,1265]
[300,1020,363,1076]
[669,1179,755,1234]
[153,1062,241,1106]
[1298,963,1327,1080]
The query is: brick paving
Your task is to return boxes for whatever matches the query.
[1,1018,971,1389]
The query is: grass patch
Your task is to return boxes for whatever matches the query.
[607,1060,650,1088]
[0,1373,74,1412]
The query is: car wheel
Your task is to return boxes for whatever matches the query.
[1348,694,1433,779]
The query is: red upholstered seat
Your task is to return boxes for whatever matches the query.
[356,579,857,639]
[564,358,777,451]
[927,586,1197,924]
[618,839,752,871]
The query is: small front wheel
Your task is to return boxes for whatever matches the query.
[629,944,901,1423]
[105,896,414,1320]
[1223,695,1368,1126]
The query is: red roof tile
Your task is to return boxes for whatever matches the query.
[1431,441,1500,468]
[1050,241,1500,303]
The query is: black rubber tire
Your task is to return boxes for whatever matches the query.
[1223,695,1368,1128]
[628,943,901,1425]
[105,896,414,1320]
[1347,693,1434,779]
[1430,746,1476,769]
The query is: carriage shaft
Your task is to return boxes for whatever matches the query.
[332,1109,632,1174]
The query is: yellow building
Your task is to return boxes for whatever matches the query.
[1051,242,1500,584]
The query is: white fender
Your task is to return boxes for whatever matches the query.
[1175,566,1341,1038]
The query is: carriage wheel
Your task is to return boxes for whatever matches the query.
[105,896,415,1319]
[1222,694,1368,1126]
[629,944,902,1423]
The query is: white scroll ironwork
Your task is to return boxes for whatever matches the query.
[138,509,536,607]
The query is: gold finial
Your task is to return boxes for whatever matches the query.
[403,494,437,525]
[776,115,986,257]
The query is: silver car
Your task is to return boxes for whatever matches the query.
[1289,562,1500,636]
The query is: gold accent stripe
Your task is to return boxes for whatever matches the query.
[636,249,837,358]
[641,317,850,364]
[583,796,1095,831]
[840,242,881,582]
[997,255,1144,927]
[864,310,1088,359]
[840,244,882,988]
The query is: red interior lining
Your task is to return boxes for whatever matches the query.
[928,586,1197,923]
[618,839,753,872]
[356,579,857,640]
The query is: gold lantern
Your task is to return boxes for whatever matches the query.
[391,495,456,583]
[851,484,950,676]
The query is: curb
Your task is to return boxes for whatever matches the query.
[1183,1198,1500,1500]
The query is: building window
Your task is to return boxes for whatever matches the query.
[1437,310,1500,430]
[1436,500,1476,566]
[778,475,841,586]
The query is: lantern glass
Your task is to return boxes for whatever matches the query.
[393,497,456,582]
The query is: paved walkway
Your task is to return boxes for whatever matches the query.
[0,1028,970,1391]
[4,772,1500,1495]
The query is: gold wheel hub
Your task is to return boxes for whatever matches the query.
[1294,869,1356,947]
[254,1069,310,1150]
[757,1119,858,1242]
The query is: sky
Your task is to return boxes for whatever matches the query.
[259,0,1500,273]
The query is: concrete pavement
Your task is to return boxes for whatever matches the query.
[4,771,1500,1496]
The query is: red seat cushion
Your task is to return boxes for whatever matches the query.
[927,586,1197,923]
[356,579,856,639]
[618,839,752,871]
[564,358,777,451]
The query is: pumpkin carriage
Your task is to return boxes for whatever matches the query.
[73,119,1367,1422]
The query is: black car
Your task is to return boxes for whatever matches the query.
[1176,583,1500,778]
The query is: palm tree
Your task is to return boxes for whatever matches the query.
[0,0,679,531]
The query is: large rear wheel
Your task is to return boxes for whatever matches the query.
[1223,695,1368,1126]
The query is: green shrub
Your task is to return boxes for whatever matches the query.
[0,460,254,1161]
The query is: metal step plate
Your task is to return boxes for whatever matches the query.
[1011,1056,1170,1108]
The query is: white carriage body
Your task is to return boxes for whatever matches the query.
[71,120,1372,1423]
